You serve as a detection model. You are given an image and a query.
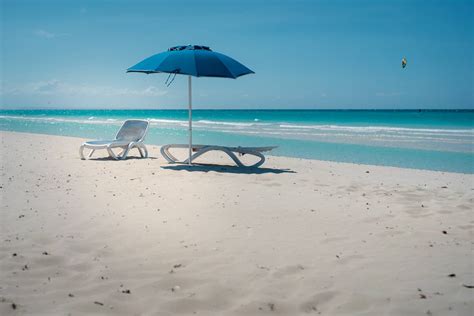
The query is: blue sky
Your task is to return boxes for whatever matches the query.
[1,0,472,109]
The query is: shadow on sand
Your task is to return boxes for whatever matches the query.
[161,163,295,174]
[83,156,159,161]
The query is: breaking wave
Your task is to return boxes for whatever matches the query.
[1,114,472,152]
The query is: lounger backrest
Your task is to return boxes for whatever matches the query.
[115,120,149,142]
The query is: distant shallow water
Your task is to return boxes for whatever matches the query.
[1,109,473,173]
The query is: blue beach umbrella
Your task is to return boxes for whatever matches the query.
[127,45,254,164]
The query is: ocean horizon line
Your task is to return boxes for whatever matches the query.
[1,108,473,112]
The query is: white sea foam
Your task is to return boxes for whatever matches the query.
[1,115,472,151]
[278,124,474,134]
[197,120,256,127]
[147,118,186,124]
[0,115,122,125]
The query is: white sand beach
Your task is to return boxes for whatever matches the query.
[0,131,473,315]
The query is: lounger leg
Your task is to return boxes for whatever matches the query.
[248,150,265,168]
[118,144,133,160]
[183,146,244,167]
[160,145,178,163]
[88,149,95,158]
[220,148,245,167]
[79,145,86,160]
[191,146,265,168]
[232,149,265,167]
[158,144,270,167]
[137,144,148,158]
[107,147,119,160]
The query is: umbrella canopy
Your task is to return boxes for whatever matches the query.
[127,45,254,78]
[127,45,254,164]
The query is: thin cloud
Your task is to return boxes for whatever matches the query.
[375,92,402,97]
[34,29,56,39]
[4,80,168,97]
[34,29,70,39]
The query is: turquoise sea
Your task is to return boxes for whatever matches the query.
[0,109,473,173]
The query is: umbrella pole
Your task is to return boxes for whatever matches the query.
[188,75,192,165]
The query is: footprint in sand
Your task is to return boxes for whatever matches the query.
[438,210,453,215]
[410,213,434,219]
[373,226,406,238]
[405,208,432,218]
[336,254,366,265]
[272,264,306,278]
[456,204,471,210]
[335,294,371,314]
[299,291,339,313]
[265,182,282,187]
[31,253,67,267]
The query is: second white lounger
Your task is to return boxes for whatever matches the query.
[80,120,149,160]
[160,144,277,168]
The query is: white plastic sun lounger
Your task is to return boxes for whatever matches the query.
[160,144,277,168]
[80,120,149,160]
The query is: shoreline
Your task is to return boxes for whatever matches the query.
[0,130,472,175]
[1,131,473,315]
